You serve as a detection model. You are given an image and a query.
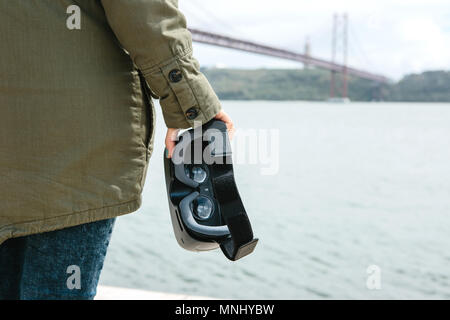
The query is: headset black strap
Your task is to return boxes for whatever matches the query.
[211,163,258,261]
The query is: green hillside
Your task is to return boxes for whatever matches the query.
[201,68,450,102]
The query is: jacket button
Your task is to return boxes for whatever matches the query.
[185,107,199,120]
[168,69,183,83]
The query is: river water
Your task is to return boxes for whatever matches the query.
[100,101,450,299]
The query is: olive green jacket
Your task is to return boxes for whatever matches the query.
[0,0,221,245]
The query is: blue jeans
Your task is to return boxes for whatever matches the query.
[0,218,116,300]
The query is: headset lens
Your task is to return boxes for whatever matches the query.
[185,166,207,184]
[193,196,214,220]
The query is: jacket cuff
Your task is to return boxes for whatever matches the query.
[141,48,221,129]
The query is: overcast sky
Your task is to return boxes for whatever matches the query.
[179,0,450,80]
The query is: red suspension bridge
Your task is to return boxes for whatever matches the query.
[189,28,388,84]
[187,13,389,100]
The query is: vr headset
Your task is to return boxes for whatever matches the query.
[163,120,258,261]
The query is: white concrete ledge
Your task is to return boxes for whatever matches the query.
[96,285,215,300]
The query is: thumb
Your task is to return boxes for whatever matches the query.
[165,128,179,158]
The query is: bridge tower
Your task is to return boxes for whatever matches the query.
[330,13,349,100]
[304,36,312,69]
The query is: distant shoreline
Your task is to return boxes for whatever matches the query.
[202,68,450,103]
[217,99,450,103]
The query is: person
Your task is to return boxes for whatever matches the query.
[0,0,233,300]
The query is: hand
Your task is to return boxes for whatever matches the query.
[214,110,235,140]
[165,128,180,159]
[165,110,234,158]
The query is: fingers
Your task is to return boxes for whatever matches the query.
[214,110,235,140]
[165,111,234,158]
[165,128,179,158]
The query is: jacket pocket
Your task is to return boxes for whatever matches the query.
[138,71,156,161]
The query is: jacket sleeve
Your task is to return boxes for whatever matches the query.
[100,0,221,129]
